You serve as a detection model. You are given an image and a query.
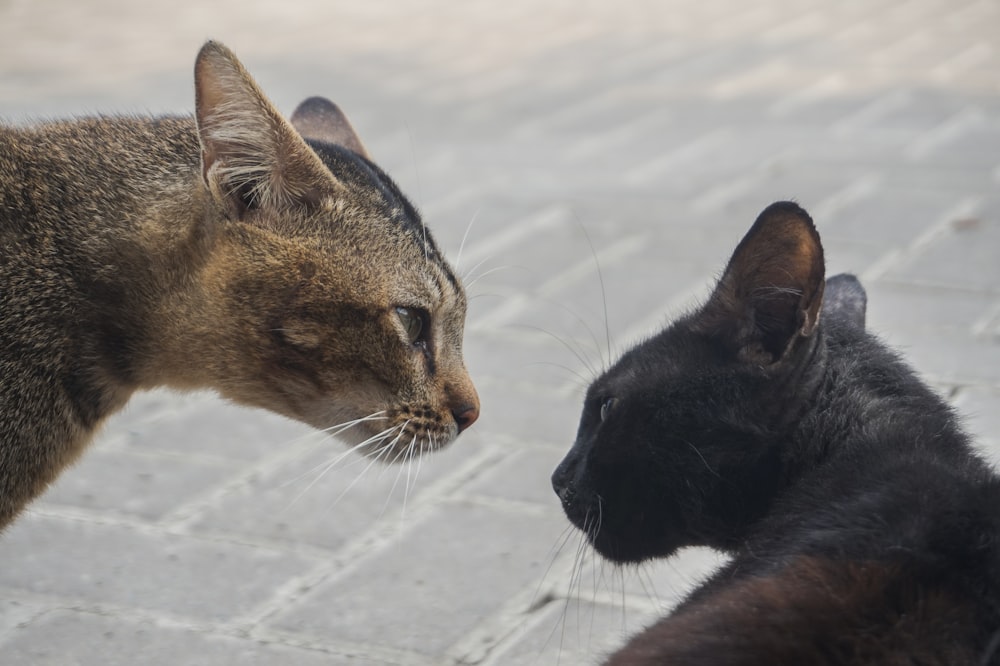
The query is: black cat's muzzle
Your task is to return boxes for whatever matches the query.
[551,450,592,531]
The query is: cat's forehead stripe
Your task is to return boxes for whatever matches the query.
[306,138,459,290]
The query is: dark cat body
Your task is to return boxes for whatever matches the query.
[552,202,1000,664]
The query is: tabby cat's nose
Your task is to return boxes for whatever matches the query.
[452,403,479,433]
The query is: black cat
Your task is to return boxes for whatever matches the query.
[552,202,1000,665]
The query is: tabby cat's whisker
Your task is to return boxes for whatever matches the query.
[329,427,405,510]
[277,423,391,494]
[459,255,492,284]
[378,432,413,519]
[286,423,401,503]
[453,208,481,275]
[269,410,390,471]
[409,436,426,511]
[400,434,419,522]
[278,414,395,490]
[317,411,389,437]
[463,264,514,292]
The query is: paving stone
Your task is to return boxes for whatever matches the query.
[0,516,319,623]
[485,599,658,666]
[36,448,234,521]
[0,609,361,666]
[269,500,567,657]
[187,429,478,552]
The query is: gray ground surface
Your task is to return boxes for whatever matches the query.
[1,0,998,663]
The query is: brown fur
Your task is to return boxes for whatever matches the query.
[609,556,979,665]
[0,41,478,529]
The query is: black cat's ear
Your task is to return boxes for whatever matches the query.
[194,41,342,216]
[695,201,825,365]
[290,97,371,160]
[823,274,867,329]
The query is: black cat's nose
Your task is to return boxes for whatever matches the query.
[452,403,479,433]
[551,467,574,505]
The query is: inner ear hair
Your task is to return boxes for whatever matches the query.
[696,201,826,364]
[194,41,340,215]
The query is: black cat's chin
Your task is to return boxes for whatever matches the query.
[553,459,686,565]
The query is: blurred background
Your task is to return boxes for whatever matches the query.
[1,0,999,664]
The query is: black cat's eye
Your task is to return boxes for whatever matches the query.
[600,397,618,422]
[395,306,427,346]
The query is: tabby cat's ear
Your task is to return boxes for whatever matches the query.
[194,41,341,216]
[290,97,371,160]
[694,201,825,365]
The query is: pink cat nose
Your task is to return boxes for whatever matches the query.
[452,404,479,433]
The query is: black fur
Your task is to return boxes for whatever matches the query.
[552,202,1000,664]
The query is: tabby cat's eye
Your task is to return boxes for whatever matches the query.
[395,306,425,345]
[600,397,618,422]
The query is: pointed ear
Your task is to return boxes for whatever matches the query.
[290,97,371,160]
[823,273,866,329]
[694,202,825,365]
[194,41,340,216]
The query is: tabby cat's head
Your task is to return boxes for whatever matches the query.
[177,41,478,457]
[551,203,867,563]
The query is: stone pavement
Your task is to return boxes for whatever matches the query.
[1,0,999,663]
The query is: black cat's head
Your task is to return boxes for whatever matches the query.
[551,202,867,564]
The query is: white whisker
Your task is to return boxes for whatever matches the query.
[463,264,514,292]
[379,424,414,518]
[317,411,388,437]
[279,417,396,488]
[330,429,404,510]
[400,434,418,523]
[454,208,481,274]
[278,414,392,491]
[575,218,614,370]
[513,323,600,381]
[284,423,403,509]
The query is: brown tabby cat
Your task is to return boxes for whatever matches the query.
[0,41,479,530]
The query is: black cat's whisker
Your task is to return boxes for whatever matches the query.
[531,523,580,617]
[683,439,721,479]
[574,523,598,653]
[510,324,601,383]
[518,294,609,378]
[566,511,597,651]
[574,216,614,370]
[525,361,593,389]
